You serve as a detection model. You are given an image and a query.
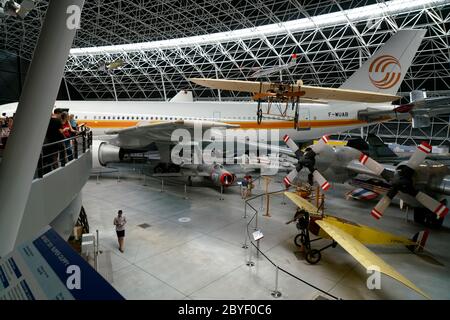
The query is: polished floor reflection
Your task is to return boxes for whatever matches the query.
[82,169,450,300]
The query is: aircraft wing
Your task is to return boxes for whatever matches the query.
[346,160,395,180]
[284,192,322,214]
[104,120,239,146]
[189,78,400,103]
[315,219,430,299]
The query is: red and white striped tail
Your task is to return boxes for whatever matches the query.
[416,192,449,219]
[371,195,392,220]
[283,168,298,188]
[406,142,432,170]
[283,134,299,153]
[359,153,385,176]
[312,170,331,191]
[310,135,330,153]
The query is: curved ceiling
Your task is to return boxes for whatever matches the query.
[1,0,449,100]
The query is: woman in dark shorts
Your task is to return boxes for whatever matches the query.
[113,210,127,252]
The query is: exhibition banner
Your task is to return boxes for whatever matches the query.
[0,226,123,300]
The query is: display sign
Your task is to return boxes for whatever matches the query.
[0,226,123,300]
[252,229,264,241]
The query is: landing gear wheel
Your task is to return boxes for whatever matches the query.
[257,108,263,125]
[294,234,306,247]
[305,249,321,264]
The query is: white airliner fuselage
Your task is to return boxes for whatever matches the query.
[0,99,392,145]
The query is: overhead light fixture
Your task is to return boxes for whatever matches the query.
[70,0,447,56]
[0,0,35,18]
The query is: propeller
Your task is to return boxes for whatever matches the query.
[360,141,449,220]
[282,135,331,191]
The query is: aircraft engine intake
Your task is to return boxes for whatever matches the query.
[210,167,235,187]
[92,140,121,168]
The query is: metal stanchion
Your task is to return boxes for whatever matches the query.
[243,202,247,219]
[143,172,148,186]
[271,266,282,298]
[246,243,255,267]
[160,179,164,192]
[281,192,286,205]
[255,212,260,257]
[117,169,121,183]
[95,229,99,271]
[242,230,248,249]
[256,239,260,258]
[184,184,188,200]
[220,185,224,200]
[96,174,100,184]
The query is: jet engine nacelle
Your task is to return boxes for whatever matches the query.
[92,140,121,168]
[210,166,235,187]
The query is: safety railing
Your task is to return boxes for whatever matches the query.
[243,187,341,300]
[35,127,92,179]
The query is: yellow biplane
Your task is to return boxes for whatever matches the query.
[284,192,431,299]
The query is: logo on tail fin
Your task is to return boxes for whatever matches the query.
[368,55,401,89]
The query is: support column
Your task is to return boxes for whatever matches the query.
[0,0,85,256]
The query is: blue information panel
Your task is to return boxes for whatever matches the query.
[0,226,124,300]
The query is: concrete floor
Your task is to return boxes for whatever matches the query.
[82,168,450,300]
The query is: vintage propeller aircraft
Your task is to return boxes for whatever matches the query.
[190,77,400,128]
[358,142,449,221]
[284,191,431,299]
[281,135,450,227]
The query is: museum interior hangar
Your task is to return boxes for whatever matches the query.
[1,0,450,301]
[1,0,449,146]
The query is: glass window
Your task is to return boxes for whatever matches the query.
[150,117,153,120]
[146,117,149,120]
[127,116,129,120]
[107,116,111,120]
[94,116,96,120]
[131,116,134,120]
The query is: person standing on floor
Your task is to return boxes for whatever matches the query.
[114,210,127,253]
